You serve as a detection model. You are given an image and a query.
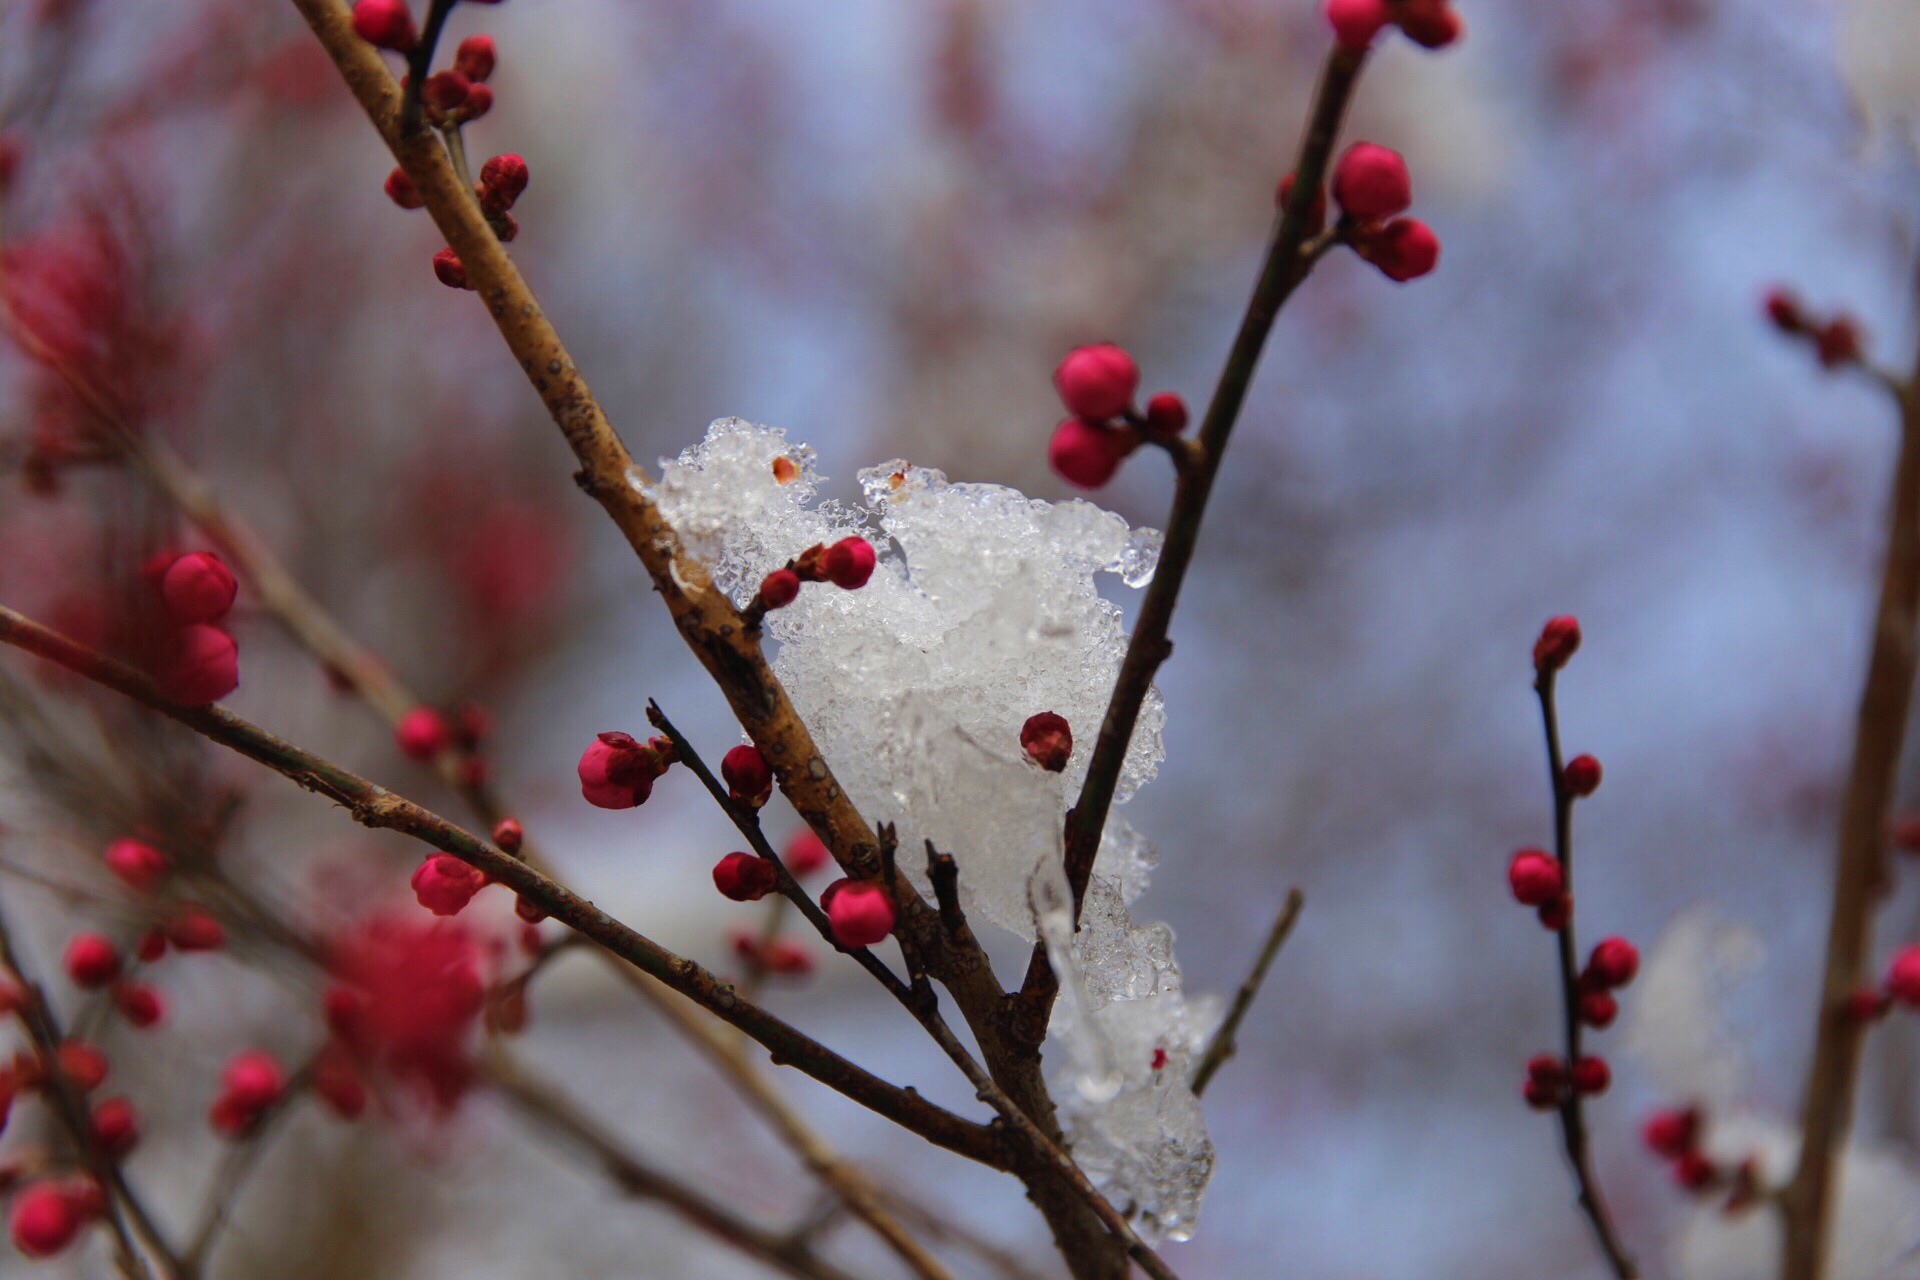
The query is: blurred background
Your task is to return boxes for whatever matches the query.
[4,0,1920,1276]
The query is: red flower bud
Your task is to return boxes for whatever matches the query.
[1816,317,1861,369]
[422,70,470,115]
[1564,753,1602,797]
[1579,991,1618,1029]
[825,880,895,948]
[160,624,238,706]
[351,0,417,51]
[454,33,496,82]
[784,829,830,876]
[432,247,470,290]
[110,983,163,1029]
[1764,288,1801,332]
[56,1041,108,1092]
[1048,417,1133,489]
[90,1097,139,1157]
[761,939,814,976]
[103,838,169,894]
[479,154,529,211]
[712,852,779,903]
[1885,945,1920,1007]
[458,82,494,122]
[1355,216,1440,282]
[492,818,524,854]
[823,537,876,590]
[62,935,120,990]
[1020,711,1073,772]
[1144,392,1188,438]
[1533,615,1582,673]
[395,706,451,761]
[722,744,774,807]
[220,1050,285,1112]
[1324,0,1390,48]
[1507,849,1562,907]
[514,894,547,924]
[759,568,801,609]
[135,930,166,963]
[165,907,225,953]
[314,1055,367,1120]
[1331,142,1412,224]
[1522,1077,1560,1110]
[385,167,423,210]
[1053,343,1139,422]
[1673,1151,1718,1191]
[1569,1056,1611,1095]
[1643,1107,1700,1158]
[1846,985,1891,1022]
[411,855,484,917]
[1538,894,1572,932]
[1586,937,1639,989]
[578,731,665,809]
[1397,0,1463,47]
[158,552,237,624]
[1526,1052,1566,1084]
[9,1183,81,1259]
[1276,172,1329,231]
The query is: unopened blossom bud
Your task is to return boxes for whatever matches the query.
[90,1097,139,1158]
[411,855,484,916]
[395,706,451,761]
[56,1041,108,1092]
[1764,288,1801,331]
[454,33,496,82]
[110,983,163,1029]
[62,935,120,990]
[1331,142,1411,223]
[1053,343,1139,422]
[1522,1077,1560,1110]
[158,552,237,624]
[1048,417,1132,489]
[1586,937,1639,989]
[1397,0,1462,47]
[432,247,469,290]
[1564,753,1602,797]
[313,1056,367,1120]
[161,625,238,706]
[1538,894,1572,932]
[492,818,524,853]
[1816,318,1861,369]
[1144,392,1188,437]
[165,907,225,952]
[9,1183,81,1259]
[759,568,800,609]
[352,0,416,50]
[135,930,167,963]
[422,70,470,116]
[1526,1052,1566,1085]
[1885,945,1920,1007]
[762,939,814,976]
[208,1095,252,1138]
[1847,985,1891,1022]
[712,852,779,903]
[1324,0,1390,48]
[1533,615,1582,673]
[1579,991,1618,1029]
[221,1050,285,1112]
[722,744,773,808]
[784,829,830,875]
[1570,1056,1611,1095]
[1673,1151,1717,1190]
[103,838,168,894]
[1020,711,1072,772]
[578,731,665,809]
[825,880,895,948]
[1356,216,1440,282]
[479,154,529,211]
[384,166,423,210]
[823,537,876,590]
[1507,849,1562,907]
[514,894,547,924]
[1643,1106,1700,1158]
[458,82,494,122]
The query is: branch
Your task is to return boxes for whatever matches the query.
[0,602,1005,1170]
[1779,342,1920,1280]
[1189,887,1302,1098]
[178,1057,319,1278]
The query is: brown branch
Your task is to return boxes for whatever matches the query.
[1189,887,1303,1098]
[1535,671,1638,1280]
[1021,40,1371,1028]
[1779,343,1920,1280]
[0,602,1005,1170]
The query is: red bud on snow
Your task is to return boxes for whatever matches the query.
[759,568,800,609]
[825,880,895,948]
[1507,849,1562,907]
[1533,615,1582,673]
[8,1183,81,1259]
[1586,937,1639,988]
[1049,417,1132,489]
[722,744,773,808]
[712,852,779,903]
[161,625,238,706]
[395,706,451,761]
[1564,753,1602,797]
[103,837,169,894]
[1885,945,1920,1007]
[158,552,237,624]
[90,1097,139,1157]
[454,33,496,82]
[1020,711,1072,772]
[1324,0,1389,48]
[412,855,484,916]
[823,537,876,590]
[784,829,830,876]
[1331,143,1411,223]
[1053,343,1139,422]
[62,935,120,990]
[385,166,423,210]
[351,0,416,51]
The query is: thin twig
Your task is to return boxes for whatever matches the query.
[1189,887,1302,1098]
[399,0,457,132]
[179,1057,319,1278]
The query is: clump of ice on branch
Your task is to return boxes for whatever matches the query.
[649,418,1214,1240]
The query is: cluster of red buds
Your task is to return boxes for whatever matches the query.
[1519,940,1637,1110]
[752,536,878,617]
[1020,711,1072,772]
[1641,1105,1763,1207]
[1046,343,1189,489]
[207,1049,286,1138]
[8,1179,105,1260]
[1324,0,1463,52]
[577,730,677,810]
[139,550,239,706]
[712,822,833,906]
[1763,287,1863,371]
[1281,143,1439,283]
[1838,944,1920,1024]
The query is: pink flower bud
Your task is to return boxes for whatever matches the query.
[411,855,484,916]
[712,852,779,903]
[1356,216,1440,282]
[1507,849,1562,907]
[722,744,774,807]
[1642,1106,1700,1159]
[1053,343,1139,422]
[492,818,524,854]
[1564,753,1602,797]
[1586,937,1639,989]
[1324,0,1390,48]
[384,167,423,210]
[1144,392,1188,438]
[759,568,801,609]
[160,624,238,706]
[351,0,416,51]
[479,154,529,211]
[1578,991,1618,1029]
[395,706,451,761]
[432,247,469,290]
[158,552,237,624]
[103,838,169,894]
[1885,945,1920,1006]
[165,907,225,953]
[9,1183,80,1259]
[1020,711,1072,772]
[1331,142,1411,223]
[56,1041,107,1092]
[110,983,163,1029]
[577,731,664,809]
[823,537,876,590]
[1048,417,1132,489]
[784,829,830,875]
[1569,1056,1611,1095]
[90,1097,139,1157]
[1533,615,1581,673]
[220,1050,285,1112]
[825,880,895,948]
[454,33,496,82]
[62,935,120,990]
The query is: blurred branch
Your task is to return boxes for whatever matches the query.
[1780,333,1920,1280]
[0,601,1007,1170]
[179,1057,320,1279]
[1189,887,1302,1099]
